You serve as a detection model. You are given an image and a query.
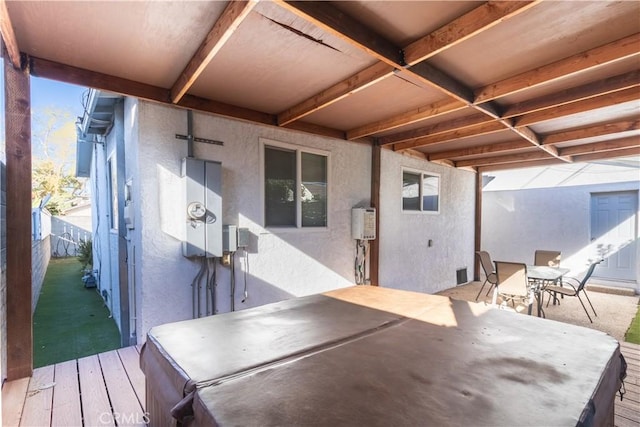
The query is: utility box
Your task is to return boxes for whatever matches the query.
[223,225,238,252]
[182,158,223,258]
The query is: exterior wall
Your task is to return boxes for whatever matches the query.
[482,180,640,291]
[90,135,116,324]
[31,235,51,313]
[1,150,6,385]
[379,150,476,294]
[131,101,373,341]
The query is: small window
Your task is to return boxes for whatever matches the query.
[264,142,328,228]
[402,169,440,213]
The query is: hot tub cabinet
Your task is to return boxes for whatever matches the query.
[141,286,623,426]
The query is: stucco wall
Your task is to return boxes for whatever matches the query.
[132,101,373,340]
[379,150,476,294]
[482,181,640,290]
[31,235,51,313]
[1,157,6,385]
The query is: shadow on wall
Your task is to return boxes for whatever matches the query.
[51,216,91,258]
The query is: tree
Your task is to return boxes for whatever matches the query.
[31,106,86,214]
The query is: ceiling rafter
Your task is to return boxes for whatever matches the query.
[170,0,258,104]
[455,149,559,168]
[393,121,506,151]
[380,113,493,146]
[514,86,640,127]
[403,1,542,66]
[346,98,465,141]
[428,140,533,161]
[542,118,640,145]
[503,70,640,118]
[276,0,536,136]
[474,32,640,103]
[0,0,21,68]
[478,158,564,173]
[558,136,640,157]
[277,62,394,126]
[572,146,640,162]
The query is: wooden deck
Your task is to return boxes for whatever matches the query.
[2,345,146,427]
[2,342,639,426]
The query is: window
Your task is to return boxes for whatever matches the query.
[263,142,328,228]
[402,169,440,213]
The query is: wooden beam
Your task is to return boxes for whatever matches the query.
[347,98,465,141]
[278,62,394,126]
[478,158,564,173]
[428,139,533,161]
[404,1,541,65]
[380,113,493,145]
[282,120,348,141]
[393,121,506,151]
[0,0,20,68]
[369,143,381,286]
[515,86,640,127]
[276,1,403,66]
[542,119,640,145]
[4,52,32,380]
[178,94,275,125]
[573,146,640,162]
[410,61,475,103]
[170,0,258,103]
[456,150,559,168]
[559,136,640,157]
[30,56,170,103]
[503,70,640,118]
[475,33,640,103]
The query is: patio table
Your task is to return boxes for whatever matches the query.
[141,285,623,427]
[527,265,570,316]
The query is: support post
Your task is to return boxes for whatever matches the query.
[474,170,482,281]
[4,52,33,380]
[369,143,381,286]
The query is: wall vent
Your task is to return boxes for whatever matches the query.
[456,268,467,285]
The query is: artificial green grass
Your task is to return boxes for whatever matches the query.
[625,304,640,344]
[33,257,120,368]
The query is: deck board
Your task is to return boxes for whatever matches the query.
[52,359,82,427]
[117,345,147,408]
[20,365,54,427]
[78,354,115,427]
[99,350,146,426]
[1,377,29,426]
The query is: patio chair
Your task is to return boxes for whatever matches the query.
[534,250,563,303]
[475,251,497,301]
[544,261,601,323]
[494,261,533,315]
[534,250,561,267]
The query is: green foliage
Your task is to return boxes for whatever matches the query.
[625,305,640,344]
[77,238,93,270]
[32,159,83,214]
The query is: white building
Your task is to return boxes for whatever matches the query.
[482,161,640,293]
[77,90,475,345]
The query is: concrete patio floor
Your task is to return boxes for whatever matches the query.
[438,281,639,342]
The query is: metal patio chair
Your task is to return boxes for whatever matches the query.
[544,261,601,323]
[494,261,533,315]
[475,251,497,301]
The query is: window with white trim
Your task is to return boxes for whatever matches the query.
[263,142,328,228]
[402,169,440,213]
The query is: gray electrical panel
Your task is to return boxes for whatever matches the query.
[182,158,222,258]
[223,225,237,252]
